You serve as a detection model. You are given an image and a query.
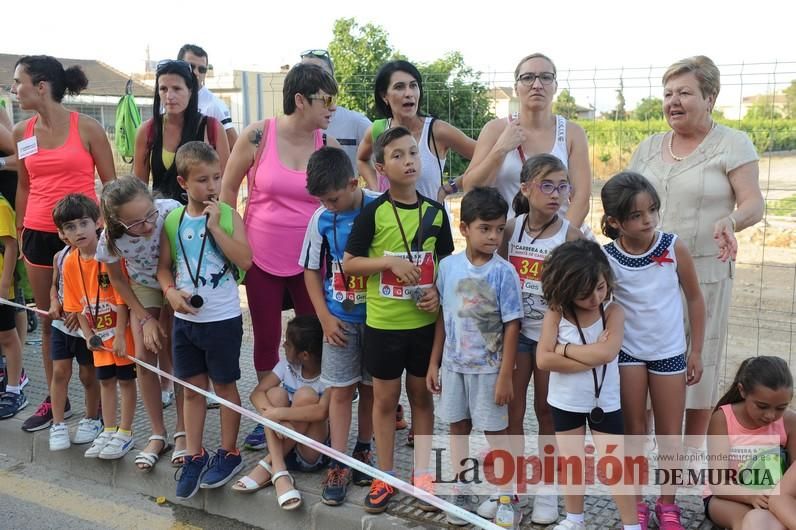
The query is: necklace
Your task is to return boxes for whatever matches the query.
[668,120,716,162]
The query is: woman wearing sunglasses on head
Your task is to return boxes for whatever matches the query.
[10,55,116,430]
[356,60,476,198]
[463,53,591,225]
[133,60,229,203]
[220,64,340,449]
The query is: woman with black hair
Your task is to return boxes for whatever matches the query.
[356,60,475,198]
[133,60,229,203]
[11,55,115,432]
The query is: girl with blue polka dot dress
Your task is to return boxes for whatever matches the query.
[601,172,706,528]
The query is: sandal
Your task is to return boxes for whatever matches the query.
[170,431,187,467]
[273,471,302,510]
[231,459,273,493]
[134,434,172,472]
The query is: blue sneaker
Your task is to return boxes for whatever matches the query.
[244,424,266,450]
[175,449,209,500]
[0,391,28,419]
[200,448,244,489]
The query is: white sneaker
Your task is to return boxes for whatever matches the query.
[84,430,114,458]
[98,431,135,460]
[49,423,71,451]
[553,519,585,530]
[476,495,526,519]
[531,492,560,524]
[73,418,103,444]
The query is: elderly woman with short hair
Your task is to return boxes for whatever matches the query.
[628,55,764,455]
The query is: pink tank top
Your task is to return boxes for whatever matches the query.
[23,112,97,232]
[720,403,787,445]
[245,118,323,276]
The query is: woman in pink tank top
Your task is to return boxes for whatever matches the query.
[221,64,340,389]
[11,55,115,427]
[705,356,795,530]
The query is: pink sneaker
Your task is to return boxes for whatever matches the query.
[655,501,684,530]
[637,501,649,530]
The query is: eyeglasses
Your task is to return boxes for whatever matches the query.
[308,94,336,109]
[156,59,193,77]
[300,49,330,59]
[533,182,572,195]
[516,72,556,86]
[120,209,159,232]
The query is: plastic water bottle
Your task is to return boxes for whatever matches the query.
[494,495,515,529]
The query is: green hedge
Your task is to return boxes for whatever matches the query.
[574,119,796,155]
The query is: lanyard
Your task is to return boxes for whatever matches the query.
[572,303,607,403]
[331,189,364,289]
[387,191,424,266]
[518,213,558,245]
[76,255,102,329]
[177,208,209,292]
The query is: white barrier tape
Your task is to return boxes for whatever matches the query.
[0,297,501,530]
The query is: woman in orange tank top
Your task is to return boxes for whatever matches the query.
[11,55,115,431]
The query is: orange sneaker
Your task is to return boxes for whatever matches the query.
[364,479,396,513]
[413,472,439,512]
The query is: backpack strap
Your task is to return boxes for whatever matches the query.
[163,206,185,264]
[205,116,218,149]
[371,118,389,142]
[145,119,156,154]
[427,117,444,184]
[248,119,271,183]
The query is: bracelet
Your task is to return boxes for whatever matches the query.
[727,215,737,232]
[139,313,154,327]
[447,179,458,193]
[0,158,6,171]
[164,285,175,296]
[563,343,570,358]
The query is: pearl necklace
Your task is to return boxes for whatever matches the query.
[668,121,716,162]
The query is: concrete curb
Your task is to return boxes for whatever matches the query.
[0,417,421,530]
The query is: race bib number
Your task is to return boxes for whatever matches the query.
[379,251,434,299]
[331,262,367,306]
[509,244,547,295]
[17,136,38,159]
[86,302,117,341]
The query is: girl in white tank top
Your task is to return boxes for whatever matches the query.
[498,153,582,480]
[535,239,641,530]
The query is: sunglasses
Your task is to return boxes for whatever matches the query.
[120,209,159,232]
[156,59,194,77]
[300,49,330,59]
[308,94,336,109]
[516,72,556,86]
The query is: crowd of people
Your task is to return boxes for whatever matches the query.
[0,45,793,530]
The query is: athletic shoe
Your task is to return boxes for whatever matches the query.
[655,500,684,530]
[0,368,29,392]
[531,491,560,524]
[19,368,29,389]
[176,449,209,500]
[413,472,439,512]
[200,448,244,488]
[477,494,527,519]
[0,391,28,419]
[73,418,103,445]
[395,404,407,430]
[84,430,114,458]
[364,479,396,513]
[243,424,266,450]
[351,448,374,486]
[98,431,135,460]
[553,520,585,530]
[22,396,72,432]
[321,465,351,506]
[637,501,650,530]
[49,422,71,451]
[445,491,479,526]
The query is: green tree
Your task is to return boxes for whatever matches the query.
[746,94,782,120]
[784,80,796,119]
[553,89,578,119]
[327,18,395,116]
[633,96,663,120]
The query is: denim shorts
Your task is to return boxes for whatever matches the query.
[173,315,242,384]
[518,334,538,356]
[321,321,372,387]
[285,439,331,472]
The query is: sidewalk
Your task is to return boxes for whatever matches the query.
[2,309,714,529]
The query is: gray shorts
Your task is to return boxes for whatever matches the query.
[320,321,372,387]
[437,366,509,432]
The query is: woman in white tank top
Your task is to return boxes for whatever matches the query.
[462,53,592,222]
[356,60,476,199]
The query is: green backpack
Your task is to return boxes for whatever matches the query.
[114,80,141,163]
[163,202,245,284]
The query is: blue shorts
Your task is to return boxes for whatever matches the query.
[51,326,93,366]
[618,351,686,375]
[517,334,538,356]
[173,315,242,384]
[96,363,136,381]
[285,438,331,472]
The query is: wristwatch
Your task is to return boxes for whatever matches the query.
[0,158,6,170]
[445,179,458,194]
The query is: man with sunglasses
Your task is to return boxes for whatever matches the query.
[300,50,370,175]
[178,44,238,149]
